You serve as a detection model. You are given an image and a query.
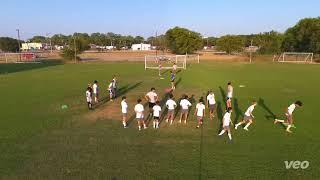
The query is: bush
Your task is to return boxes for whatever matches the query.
[60,48,80,61]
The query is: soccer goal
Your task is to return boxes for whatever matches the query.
[144,54,200,70]
[276,52,313,63]
[0,52,40,63]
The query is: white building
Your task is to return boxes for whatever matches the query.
[54,45,64,51]
[131,43,151,51]
[21,43,43,51]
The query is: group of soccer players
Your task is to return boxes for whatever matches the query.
[85,75,118,110]
[86,68,303,140]
[119,79,303,140]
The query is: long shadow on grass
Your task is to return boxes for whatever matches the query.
[0,60,63,74]
[175,77,182,88]
[187,95,196,122]
[158,92,172,126]
[258,98,287,129]
[94,82,142,109]
[233,98,243,124]
[216,101,224,133]
[173,96,183,122]
[219,86,227,110]
[258,98,277,120]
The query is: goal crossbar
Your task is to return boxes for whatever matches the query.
[276,52,313,63]
[144,54,200,70]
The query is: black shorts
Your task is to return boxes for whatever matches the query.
[154,116,160,120]
[171,80,175,82]
[149,102,156,108]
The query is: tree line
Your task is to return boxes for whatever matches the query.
[0,17,319,58]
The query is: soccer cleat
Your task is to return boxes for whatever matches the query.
[179,120,182,123]
[144,126,148,129]
[166,119,169,123]
[184,120,187,124]
[170,120,173,125]
[244,128,249,131]
[274,119,278,124]
[235,125,238,130]
[196,126,200,128]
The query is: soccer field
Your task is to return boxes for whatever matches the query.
[0,61,319,179]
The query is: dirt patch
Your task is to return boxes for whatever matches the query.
[84,98,133,123]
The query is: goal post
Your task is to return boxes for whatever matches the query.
[144,55,187,70]
[276,52,313,63]
[0,52,39,63]
[144,54,200,70]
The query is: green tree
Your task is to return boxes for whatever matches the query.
[0,37,21,52]
[90,33,107,46]
[203,37,217,47]
[134,36,144,44]
[282,17,320,53]
[252,31,284,54]
[165,27,203,54]
[60,35,90,61]
[216,35,245,54]
[29,36,47,43]
[51,34,69,46]
[147,34,167,51]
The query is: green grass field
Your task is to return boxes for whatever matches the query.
[0,61,319,179]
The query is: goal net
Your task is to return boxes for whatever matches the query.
[144,54,199,70]
[0,52,39,63]
[276,52,313,63]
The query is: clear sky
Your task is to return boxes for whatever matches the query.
[0,0,319,40]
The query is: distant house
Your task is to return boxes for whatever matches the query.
[54,45,64,51]
[106,46,114,50]
[21,43,44,51]
[131,43,151,51]
[245,46,259,52]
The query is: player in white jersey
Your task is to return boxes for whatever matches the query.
[92,80,99,103]
[145,87,158,117]
[274,101,302,133]
[226,82,233,109]
[172,63,177,73]
[121,96,128,128]
[235,101,257,131]
[218,107,233,141]
[195,98,206,128]
[179,95,192,124]
[165,94,177,125]
[158,63,162,77]
[112,75,117,98]
[206,91,216,120]
[134,99,147,131]
[108,80,114,102]
[86,87,93,110]
[152,101,162,129]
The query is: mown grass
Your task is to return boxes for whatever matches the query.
[0,61,319,179]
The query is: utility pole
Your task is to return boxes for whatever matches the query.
[155,31,158,57]
[46,33,53,53]
[74,35,77,63]
[249,39,253,63]
[16,29,21,61]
